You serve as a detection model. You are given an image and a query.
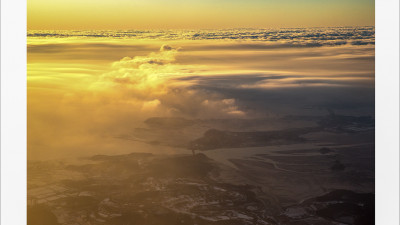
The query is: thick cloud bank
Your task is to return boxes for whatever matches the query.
[28,27,375,47]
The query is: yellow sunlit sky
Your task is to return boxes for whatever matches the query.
[28,0,374,30]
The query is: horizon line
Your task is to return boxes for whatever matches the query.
[27,25,375,32]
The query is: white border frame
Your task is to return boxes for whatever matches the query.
[1,0,27,224]
[1,0,399,224]
[375,0,400,224]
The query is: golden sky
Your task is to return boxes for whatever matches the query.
[28,0,374,30]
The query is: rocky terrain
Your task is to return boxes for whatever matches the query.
[28,142,374,225]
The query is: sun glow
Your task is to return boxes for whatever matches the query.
[28,0,374,30]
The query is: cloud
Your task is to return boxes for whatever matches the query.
[351,41,374,46]
[28,27,375,47]
[97,45,181,93]
[111,46,178,68]
[141,99,161,111]
[200,98,245,117]
[86,45,250,120]
[160,44,176,51]
[87,41,374,120]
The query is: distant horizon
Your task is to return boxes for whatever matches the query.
[27,25,375,32]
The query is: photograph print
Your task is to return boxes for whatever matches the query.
[27,0,375,224]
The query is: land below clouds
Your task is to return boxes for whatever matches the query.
[120,112,374,151]
[28,144,374,225]
[28,112,374,225]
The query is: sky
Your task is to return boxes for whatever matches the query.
[28,0,374,30]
